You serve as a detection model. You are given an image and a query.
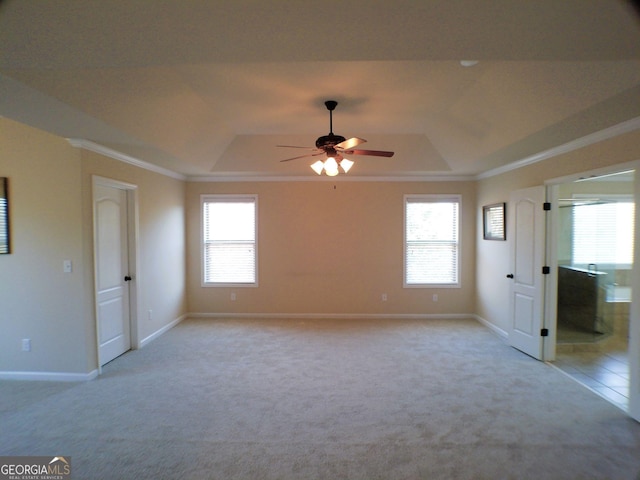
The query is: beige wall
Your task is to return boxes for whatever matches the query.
[0,118,89,374]
[187,180,476,316]
[80,150,188,345]
[0,118,187,377]
[475,129,640,333]
[3,113,638,376]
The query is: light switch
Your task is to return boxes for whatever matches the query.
[63,260,72,273]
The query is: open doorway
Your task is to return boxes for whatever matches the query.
[552,170,634,411]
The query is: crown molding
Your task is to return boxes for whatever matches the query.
[66,138,187,181]
[477,116,640,180]
[188,312,473,320]
[65,138,473,183]
[66,116,640,184]
[186,174,476,182]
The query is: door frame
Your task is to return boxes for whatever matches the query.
[543,160,640,421]
[92,175,140,372]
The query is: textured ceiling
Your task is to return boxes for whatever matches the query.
[1,0,639,179]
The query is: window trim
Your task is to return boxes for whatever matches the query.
[201,194,259,288]
[403,194,461,289]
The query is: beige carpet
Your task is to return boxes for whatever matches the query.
[1,317,640,479]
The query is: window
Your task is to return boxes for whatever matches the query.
[571,195,634,267]
[202,195,257,285]
[0,177,8,254]
[404,195,460,287]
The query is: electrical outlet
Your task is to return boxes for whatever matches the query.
[432,294,438,302]
[230,292,236,301]
[381,293,388,301]
[63,260,72,273]
[21,338,31,352]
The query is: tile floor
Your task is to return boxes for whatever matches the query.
[553,346,629,411]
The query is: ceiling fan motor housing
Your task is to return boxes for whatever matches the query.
[278,99,393,163]
[316,100,345,149]
[315,133,346,149]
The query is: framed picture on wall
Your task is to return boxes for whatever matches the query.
[0,177,9,254]
[483,203,506,241]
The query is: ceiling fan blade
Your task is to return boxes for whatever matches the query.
[279,152,325,162]
[335,137,367,150]
[276,145,318,150]
[343,149,395,157]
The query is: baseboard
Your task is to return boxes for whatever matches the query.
[188,312,475,320]
[0,369,99,382]
[473,314,509,339]
[139,314,187,348]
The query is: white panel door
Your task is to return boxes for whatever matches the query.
[508,186,546,360]
[94,183,131,366]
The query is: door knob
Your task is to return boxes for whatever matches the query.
[506,274,514,279]
[124,275,132,282]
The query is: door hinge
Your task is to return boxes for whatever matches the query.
[543,202,551,211]
[542,266,550,274]
[541,328,549,337]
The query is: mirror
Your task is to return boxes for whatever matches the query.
[0,177,9,254]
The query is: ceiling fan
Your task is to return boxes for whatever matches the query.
[278,100,394,175]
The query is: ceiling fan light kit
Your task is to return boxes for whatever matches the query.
[310,156,354,176]
[339,158,354,173]
[278,100,394,176]
[310,160,325,175]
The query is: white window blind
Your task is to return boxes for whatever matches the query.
[405,195,460,286]
[0,196,7,254]
[572,198,634,266]
[202,195,257,285]
[0,178,7,254]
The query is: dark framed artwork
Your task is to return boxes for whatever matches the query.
[0,177,9,254]
[483,203,506,241]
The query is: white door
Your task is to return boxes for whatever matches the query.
[94,182,131,366]
[508,186,547,360]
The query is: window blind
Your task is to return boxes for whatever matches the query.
[0,197,7,254]
[572,199,634,266]
[405,196,460,285]
[203,196,257,284]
